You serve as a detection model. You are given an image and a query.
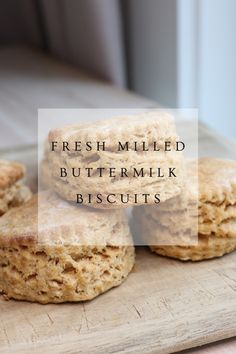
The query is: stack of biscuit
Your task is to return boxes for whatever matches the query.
[1,111,185,303]
[2,111,235,305]
[133,158,236,261]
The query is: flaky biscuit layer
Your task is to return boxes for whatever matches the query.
[0,244,135,304]
[150,235,236,261]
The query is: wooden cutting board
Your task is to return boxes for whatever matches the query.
[1,123,236,354]
[1,247,236,354]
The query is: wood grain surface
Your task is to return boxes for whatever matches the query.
[1,248,236,354]
[1,129,236,354]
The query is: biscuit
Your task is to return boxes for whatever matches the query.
[0,160,32,216]
[0,191,135,304]
[41,111,184,208]
[133,158,236,260]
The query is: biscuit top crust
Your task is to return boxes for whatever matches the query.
[199,157,236,204]
[0,191,131,246]
[0,160,25,190]
[48,111,177,149]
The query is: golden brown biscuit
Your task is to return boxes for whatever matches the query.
[41,111,184,209]
[0,191,135,304]
[0,160,32,216]
[133,158,236,260]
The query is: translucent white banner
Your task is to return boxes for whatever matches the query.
[38,108,198,246]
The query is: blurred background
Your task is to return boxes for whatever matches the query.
[0,0,235,148]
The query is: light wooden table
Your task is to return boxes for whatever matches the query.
[0,46,236,354]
